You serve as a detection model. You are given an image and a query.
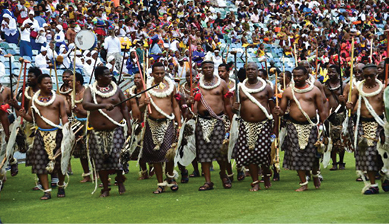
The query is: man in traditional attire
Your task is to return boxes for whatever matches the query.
[83,66,131,197]
[275,66,326,191]
[323,65,346,170]
[218,63,240,181]
[0,93,10,192]
[232,63,275,191]
[10,67,61,189]
[346,64,386,194]
[71,73,91,183]
[193,59,233,191]
[124,72,154,180]
[141,62,182,194]
[19,74,69,200]
[174,69,200,183]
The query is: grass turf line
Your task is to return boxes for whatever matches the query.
[0,152,388,223]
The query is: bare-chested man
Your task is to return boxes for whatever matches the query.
[218,63,235,92]
[0,93,10,192]
[58,70,74,117]
[346,64,387,194]
[124,72,154,180]
[83,66,131,197]
[275,66,326,191]
[142,62,182,194]
[232,63,275,191]
[324,65,346,170]
[300,60,327,180]
[0,83,12,104]
[70,72,91,183]
[339,63,365,155]
[175,69,200,183]
[377,61,388,84]
[218,63,239,181]
[10,67,59,188]
[193,60,233,191]
[19,74,69,200]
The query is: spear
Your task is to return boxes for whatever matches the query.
[14,58,24,98]
[20,60,31,124]
[385,31,389,87]
[348,37,355,117]
[72,45,77,108]
[134,50,152,114]
[4,54,13,98]
[189,36,194,111]
[53,45,59,93]
[370,38,373,64]
[293,43,298,66]
[118,44,128,84]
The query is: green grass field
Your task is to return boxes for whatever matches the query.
[0,152,388,223]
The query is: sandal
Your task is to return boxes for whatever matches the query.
[166,179,179,191]
[153,186,165,194]
[338,163,346,170]
[189,170,200,178]
[364,185,379,195]
[250,180,260,192]
[381,179,389,192]
[181,169,189,183]
[57,186,65,198]
[237,170,245,181]
[199,182,214,191]
[220,172,232,189]
[227,173,234,182]
[115,176,126,195]
[100,188,111,197]
[40,190,52,200]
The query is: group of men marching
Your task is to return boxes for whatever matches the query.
[1,54,388,200]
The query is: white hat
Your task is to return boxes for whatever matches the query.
[29,10,34,15]
[59,47,66,54]
[41,46,47,52]
[56,24,63,31]
[91,50,98,55]
[83,50,90,57]
[43,23,48,27]
[107,55,115,63]
[3,14,11,19]
[76,50,82,56]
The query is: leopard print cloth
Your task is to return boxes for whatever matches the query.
[146,118,171,150]
[290,121,315,150]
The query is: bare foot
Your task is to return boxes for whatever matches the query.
[100,188,110,197]
[313,177,321,189]
[80,176,92,183]
[295,185,308,192]
[250,182,260,192]
[264,175,271,189]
